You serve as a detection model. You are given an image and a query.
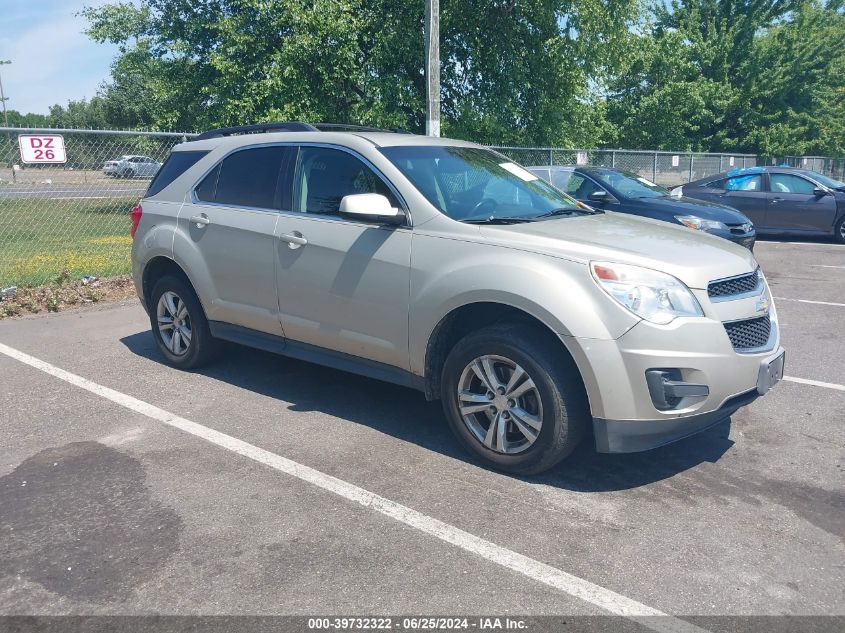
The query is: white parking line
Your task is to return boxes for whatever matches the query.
[774,297,845,307]
[784,376,845,392]
[0,341,706,633]
[810,264,845,269]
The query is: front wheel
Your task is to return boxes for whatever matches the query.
[835,216,845,244]
[440,323,589,475]
[149,275,218,369]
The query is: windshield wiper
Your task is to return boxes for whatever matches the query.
[533,207,596,219]
[462,216,536,225]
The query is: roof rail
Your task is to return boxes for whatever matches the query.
[193,121,411,141]
[194,121,318,140]
[312,122,411,134]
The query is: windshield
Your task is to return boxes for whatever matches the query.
[593,170,669,199]
[801,170,845,189]
[379,146,586,222]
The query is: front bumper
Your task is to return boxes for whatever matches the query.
[593,388,759,452]
[562,287,783,453]
[707,228,756,250]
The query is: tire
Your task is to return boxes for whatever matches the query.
[835,216,845,245]
[122,168,134,179]
[440,323,589,475]
[149,275,218,369]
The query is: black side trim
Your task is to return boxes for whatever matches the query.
[208,321,424,392]
[592,388,759,453]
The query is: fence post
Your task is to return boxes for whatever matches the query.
[611,151,616,168]
[719,155,724,172]
[689,154,694,183]
[548,147,553,167]
[653,152,658,183]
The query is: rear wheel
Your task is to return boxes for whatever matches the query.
[835,216,845,244]
[440,323,588,474]
[149,275,218,369]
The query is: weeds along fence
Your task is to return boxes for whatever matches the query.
[1,126,844,289]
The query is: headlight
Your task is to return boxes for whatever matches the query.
[590,261,704,324]
[675,215,727,231]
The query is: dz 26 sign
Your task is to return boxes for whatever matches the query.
[18,135,67,164]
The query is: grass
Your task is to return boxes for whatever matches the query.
[0,197,137,288]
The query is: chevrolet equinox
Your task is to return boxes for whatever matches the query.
[130,122,785,474]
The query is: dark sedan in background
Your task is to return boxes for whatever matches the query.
[676,166,845,244]
[529,165,756,249]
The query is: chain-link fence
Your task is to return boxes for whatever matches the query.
[0,128,190,288]
[1,127,844,289]
[491,147,761,187]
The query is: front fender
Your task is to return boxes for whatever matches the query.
[408,234,639,375]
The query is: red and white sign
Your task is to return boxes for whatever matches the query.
[18,135,67,164]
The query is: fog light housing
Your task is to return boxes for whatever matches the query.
[645,369,710,411]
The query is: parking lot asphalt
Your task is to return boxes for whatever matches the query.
[0,239,843,625]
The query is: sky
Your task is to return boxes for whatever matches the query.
[0,0,121,115]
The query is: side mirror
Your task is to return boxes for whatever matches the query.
[339,193,404,225]
[813,187,830,197]
[587,190,609,204]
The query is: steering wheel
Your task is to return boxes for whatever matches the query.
[466,198,497,219]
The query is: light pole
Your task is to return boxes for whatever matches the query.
[424,0,440,137]
[0,60,10,128]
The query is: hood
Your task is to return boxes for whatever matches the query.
[637,195,751,224]
[479,212,757,290]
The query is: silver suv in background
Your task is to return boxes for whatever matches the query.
[130,122,785,474]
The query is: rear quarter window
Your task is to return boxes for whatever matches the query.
[146,150,209,197]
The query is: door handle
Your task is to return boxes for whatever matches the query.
[189,214,210,227]
[770,198,782,204]
[279,231,308,249]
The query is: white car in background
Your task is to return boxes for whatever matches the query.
[103,155,162,179]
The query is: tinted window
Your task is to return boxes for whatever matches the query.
[146,150,208,197]
[380,146,582,222]
[195,164,220,202]
[295,147,396,215]
[770,174,816,194]
[212,146,286,209]
[565,174,603,199]
[724,175,762,191]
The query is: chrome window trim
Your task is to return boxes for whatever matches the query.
[188,141,411,226]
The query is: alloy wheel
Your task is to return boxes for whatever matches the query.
[156,291,192,356]
[456,354,544,454]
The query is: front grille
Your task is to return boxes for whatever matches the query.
[724,315,771,350]
[708,269,760,298]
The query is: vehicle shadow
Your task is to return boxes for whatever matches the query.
[120,332,734,492]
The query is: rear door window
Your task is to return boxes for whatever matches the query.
[724,175,762,191]
[146,150,208,197]
[211,146,288,209]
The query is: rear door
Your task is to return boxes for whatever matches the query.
[707,174,767,227]
[178,145,291,335]
[766,172,837,233]
[273,145,412,369]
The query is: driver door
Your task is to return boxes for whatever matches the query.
[273,146,412,370]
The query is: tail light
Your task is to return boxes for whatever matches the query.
[130,203,143,238]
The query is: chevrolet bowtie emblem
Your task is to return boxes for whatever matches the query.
[755,296,770,314]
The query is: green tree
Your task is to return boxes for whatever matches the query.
[607,0,845,155]
[82,0,639,144]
